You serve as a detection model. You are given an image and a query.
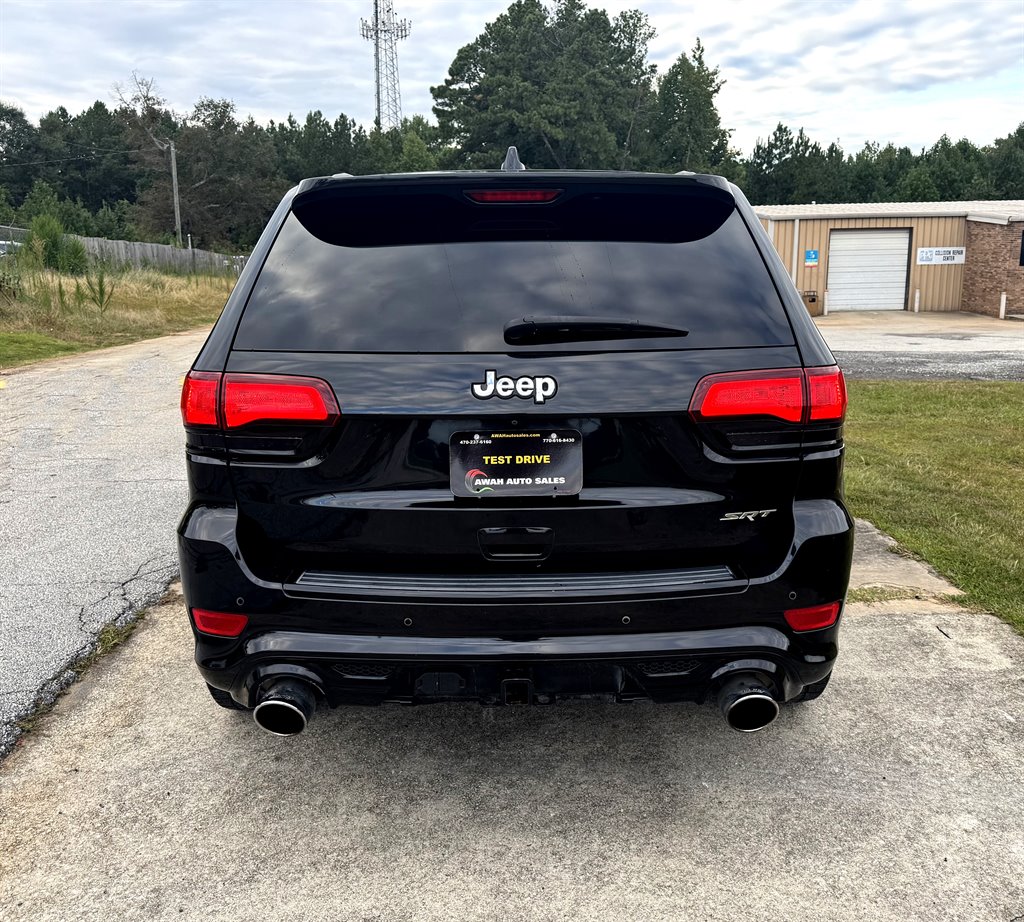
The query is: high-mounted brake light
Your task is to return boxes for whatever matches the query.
[191,608,249,638]
[784,601,841,632]
[465,189,563,203]
[689,366,846,424]
[180,371,220,427]
[180,371,340,429]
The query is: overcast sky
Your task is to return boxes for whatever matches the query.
[1,0,1021,156]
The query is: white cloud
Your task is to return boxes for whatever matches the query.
[0,0,1020,157]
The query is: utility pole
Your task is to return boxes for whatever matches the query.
[168,140,182,248]
[359,1,411,131]
[115,75,183,245]
[146,134,183,247]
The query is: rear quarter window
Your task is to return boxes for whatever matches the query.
[234,187,793,353]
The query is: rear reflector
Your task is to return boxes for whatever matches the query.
[180,371,340,429]
[180,371,220,427]
[689,366,846,424]
[784,601,841,632]
[223,374,339,428]
[192,608,249,637]
[465,189,562,203]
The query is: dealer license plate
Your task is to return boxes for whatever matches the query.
[450,429,583,498]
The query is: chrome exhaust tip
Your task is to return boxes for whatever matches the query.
[717,674,780,733]
[252,678,317,737]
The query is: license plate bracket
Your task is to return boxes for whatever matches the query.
[450,429,583,498]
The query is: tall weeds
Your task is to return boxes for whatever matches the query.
[3,261,234,348]
[84,265,116,314]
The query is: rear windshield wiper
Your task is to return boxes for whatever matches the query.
[504,316,689,346]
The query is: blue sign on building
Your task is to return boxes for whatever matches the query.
[804,249,819,267]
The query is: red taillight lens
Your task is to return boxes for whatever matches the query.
[465,189,562,203]
[784,601,841,632]
[181,372,340,430]
[689,366,847,425]
[180,371,221,427]
[222,374,339,428]
[806,367,847,421]
[689,369,805,423]
[191,608,249,637]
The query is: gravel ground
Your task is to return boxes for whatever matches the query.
[814,311,1022,380]
[834,349,1022,380]
[0,331,206,756]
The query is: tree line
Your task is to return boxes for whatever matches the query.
[0,0,1020,252]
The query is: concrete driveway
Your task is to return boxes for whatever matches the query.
[1,534,1021,921]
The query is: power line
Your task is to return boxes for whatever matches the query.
[64,140,143,153]
[0,153,108,167]
[0,149,145,168]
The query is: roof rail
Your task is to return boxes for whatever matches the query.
[501,146,526,172]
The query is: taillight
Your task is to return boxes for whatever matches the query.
[465,189,562,203]
[179,371,340,429]
[689,369,804,423]
[180,371,220,427]
[689,366,846,424]
[806,367,847,421]
[222,374,339,428]
[784,601,841,632]
[191,608,249,637]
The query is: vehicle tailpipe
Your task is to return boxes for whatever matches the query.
[717,673,780,733]
[253,677,317,737]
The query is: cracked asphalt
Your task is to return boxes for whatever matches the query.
[0,331,207,755]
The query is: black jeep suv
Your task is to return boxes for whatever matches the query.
[178,154,852,736]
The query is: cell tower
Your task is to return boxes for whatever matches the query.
[360,0,411,131]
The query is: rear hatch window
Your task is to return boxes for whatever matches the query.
[234,180,793,353]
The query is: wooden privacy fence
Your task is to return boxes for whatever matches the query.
[0,224,246,275]
[75,236,246,274]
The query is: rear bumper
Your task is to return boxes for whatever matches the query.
[197,625,837,709]
[178,500,852,708]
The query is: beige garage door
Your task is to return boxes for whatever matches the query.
[827,229,910,311]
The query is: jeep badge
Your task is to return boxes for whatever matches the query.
[471,370,557,404]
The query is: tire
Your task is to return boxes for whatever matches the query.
[792,673,832,703]
[206,683,248,711]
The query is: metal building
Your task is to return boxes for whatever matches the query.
[754,201,1024,318]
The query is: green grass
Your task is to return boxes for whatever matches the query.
[0,332,84,366]
[0,267,233,368]
[844,380,1024,632]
